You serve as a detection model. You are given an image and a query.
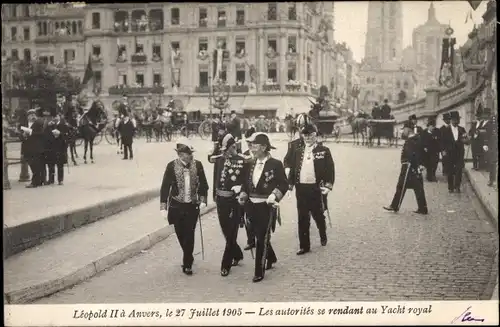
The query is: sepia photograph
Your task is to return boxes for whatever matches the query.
[2,1,498,325]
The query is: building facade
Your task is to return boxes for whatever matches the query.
[2,2,344,118]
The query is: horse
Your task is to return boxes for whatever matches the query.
[62,104,81,165]
[347,112,369,146]
[79,100,107,164]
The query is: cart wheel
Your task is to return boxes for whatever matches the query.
[105,128,116,145]
[93,131,103,145]
[198,121,210,140]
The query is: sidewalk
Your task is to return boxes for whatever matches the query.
[3,139,215,257]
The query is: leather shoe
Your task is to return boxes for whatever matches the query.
[296,249,310,255]
[244,244,255,251]
[321,238,327,246]
[25,184,38,188]
[413,210,428,215]
[265,260,276,270]
[383,206,397,212]
[182,267,193,276]
[252,276,264,283]
[221,269,230,277]
[231,259,241,267]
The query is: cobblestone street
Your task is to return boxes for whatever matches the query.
[35,142,498,303]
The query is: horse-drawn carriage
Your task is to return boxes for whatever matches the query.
[366,116,399,147]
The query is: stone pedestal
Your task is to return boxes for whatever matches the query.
[424,87,441,112]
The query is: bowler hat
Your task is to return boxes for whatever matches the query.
[409,114,417,121]
[247,133,276,150]
[175,143,194,154]
[219,133,238,151]
[244,126,256,139]
[27,109,37,115]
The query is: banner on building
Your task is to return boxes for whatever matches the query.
[439,37,456,88]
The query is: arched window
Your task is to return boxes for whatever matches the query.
[131,10,147,32]
[38,22,42,36]
[149,9,164,31]
[42,22,47,35]
[114,11,129,32]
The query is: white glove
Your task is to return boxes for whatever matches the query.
[231,185,242,194]
[320,187,330,195]
[483,145,489,151]
[199,202,207,209]
[285,167,291,176]
[160,209,168,220]
[266,194,276,205]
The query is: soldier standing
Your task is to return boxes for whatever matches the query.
[287,122,335,255]
[209,133,247,276]
[160,144,209,275]
[239,133,288,283]
[483,111,497,187]
[384,124,428,214]
[421,116,441,182]
[439,112,451,176]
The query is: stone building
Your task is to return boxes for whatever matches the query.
[2,2,344,118]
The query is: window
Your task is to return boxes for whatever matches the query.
[268,3,277,20]
[235,68,245,84]
[287,36,297,53]
[396,80,400,88]
[199,68,209,87]
[366,77,370,84]
[72,21,77,35]
[267,64,277,82]
[49,56,54,65]
[119,74,128,85]
[135,43,144,54]
[23,4,29,17]
[118,45,127,58]
[235,38,245,55]
[216,37,227,50]
[236,9,245,25]
[171,8,179,25]
[78,21,83,33]
[23,49,30,61]
[39,56,48,64]
[217,9,226,27]
[23,27,30,41]
[92,12,101,29]
[287,62,296,81]
[92,45,101,56]
[153,73,162,86]
[11,27,17,40]
[37,22,42,36]
[198,38,208,52]
[199,8,207,27]
[171,41,179,50]
[11,49,18,60]
[64,49,76,63]
[288,4,297,20]
[219,66,227,82]
[306,13,312,27]
[268,38,277,52]
[152,44,161,58]
[135,72,144,86]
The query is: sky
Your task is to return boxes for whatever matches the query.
[334,1,489,62]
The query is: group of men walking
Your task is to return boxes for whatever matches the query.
[160,113,335,283]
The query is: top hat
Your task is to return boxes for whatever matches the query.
[246,133,276,150]
[409,114,417,121]
[450,111,460,120]
[219,133,239,151]
[442,112,451,120]
[427,116,437,126]
[230,110,236,114]
[300,122,318,135]
[174,143,195,154]
[244,126,256,139]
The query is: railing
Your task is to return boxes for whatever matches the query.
[195,85,210,93]
[231,85,249,93]
[285,84,301,92]
[439,81,467,108]
[131,54,147,64]
[263,84,280,92]
[108,85,164,95]
[311,87,319,96]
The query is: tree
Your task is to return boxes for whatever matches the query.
[7,60,81,108]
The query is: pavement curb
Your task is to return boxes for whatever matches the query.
[3,188,161,259]
[464,168,498,228]
[5,203,217,304]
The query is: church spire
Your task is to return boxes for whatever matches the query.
[427,2,438,23]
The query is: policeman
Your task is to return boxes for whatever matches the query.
[439,112,451,176]
[408,114,424,134]
[384,124,428,214]
[209,133,246,276]
[421,116,441,182]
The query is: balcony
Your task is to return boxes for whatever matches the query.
[263,83,280,92]
[311,87,319,96]
[113,22,129,33]
[234,49,246,59]
[195,85,210,93]
[222,50,230,61]
[91,55,103,64]
[232,85,249,93]
[265,49,278,60]
[197,50,209,61]
[131,54,147,64]
[108,85,164,95]
[151,54,162,62]
[285,82,301,92]
[116,55,127,63]
[285,51,299,60]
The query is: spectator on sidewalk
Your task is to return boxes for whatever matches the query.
[484,112,498,187]
[118,115,136,160]
[46,113,70,185]
[20,108,46,188]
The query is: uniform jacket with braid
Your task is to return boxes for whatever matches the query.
[240,156,289,202]
[209,153,248,200]
[283,137,304,169]
[287,142,335,189]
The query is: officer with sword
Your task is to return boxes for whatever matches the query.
[286,120,335,255]
[384,123,428,214]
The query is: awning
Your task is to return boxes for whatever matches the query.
[185,96,210,113]
[282,96,313,115]
[241,95,282,111]
[226,96,246,113]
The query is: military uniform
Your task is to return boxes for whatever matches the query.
[385,124,428,214]
[287,123,335,254]
[209,134,247,275]
[421,117,441,181]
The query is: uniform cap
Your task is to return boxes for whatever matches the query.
[248,133,276,150]
[220,133,238,152]
[300,123,318,135]
[175,143,194,154]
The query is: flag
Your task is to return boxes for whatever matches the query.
[467,0,482,10]
[81,54,95,95]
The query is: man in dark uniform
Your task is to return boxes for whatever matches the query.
[384,124,428,214]
[371,102,381,119]
[46,112,70,185]
[440,111,469,193]
[408,114,424,134]
[287,122,335,255]
[239,133,288,283]
[118,115,136,160]
[226,110,242,152]
[484,112,497,187]
[283,113,308,177]
[20,108,46,188]
[160,144,209,275]
[469,107,484,170]
[380,99,392,119]
[421,116,441,182]
[242,127,256,250]
[209,133,247,276]
[439,112,451,176]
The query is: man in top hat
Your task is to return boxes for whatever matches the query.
[468,106,486,170]
[208,133,247,276]
[160,144,209,275]
[371,102,381,120]
[45,112,70,185]
[118,114,136,160]
[287,121,335,255]
[475,107,493,170]
[408,114,424,134]
[239,133,288,283]
[421,116,441,182]
[380,99,392,119]
[226,110,242,153]
[118,93,129,118]
[439,112,452,175]
[19,108,47,188]
[384,123,428,214]
[440,111,469,193]
[484,112,497,187]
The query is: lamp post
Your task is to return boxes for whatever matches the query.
[351,84,360,112]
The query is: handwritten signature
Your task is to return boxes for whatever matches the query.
[451,306,485,323]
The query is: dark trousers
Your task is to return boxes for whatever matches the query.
[26,154,45,186]
[447,157,464,191]
[471,144,482,169]
[48,163,64,183]
[247,201,277,278]
[425,152,439,181]
[441,154,448,175]
[296,184,327,250]
[216,196,243,270]
[170,201,200,268]
[390,165,428,212]
[487,154,497,184]
[244,203,256,246]
[123,142,133,159]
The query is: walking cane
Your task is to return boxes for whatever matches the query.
[243,213,255,259]
[397,162,411,210]
[261,205,276,277]
[198,210,205,260]
[321,194,332,228]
